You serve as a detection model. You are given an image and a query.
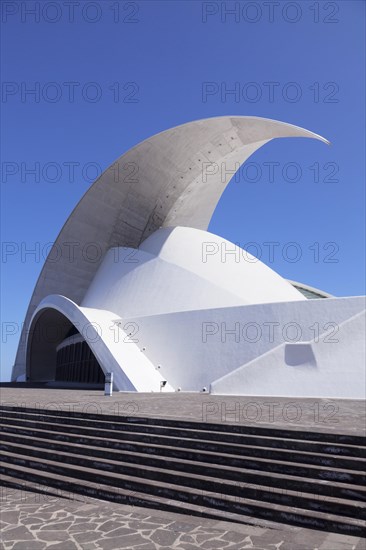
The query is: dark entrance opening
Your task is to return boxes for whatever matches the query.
[27,308,104,385]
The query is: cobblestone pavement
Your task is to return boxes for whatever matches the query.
[0,486,365,550]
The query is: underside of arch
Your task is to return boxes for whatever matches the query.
[26,307,105,384]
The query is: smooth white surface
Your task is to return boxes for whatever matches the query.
[22,227,366,397]
[81,227,305,317]
[211,310,366,398]
[124,294,365,396]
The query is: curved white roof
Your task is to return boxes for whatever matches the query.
[81,227,305,319]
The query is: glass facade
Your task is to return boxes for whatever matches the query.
[289,281,331,300]
[55,340,104,383]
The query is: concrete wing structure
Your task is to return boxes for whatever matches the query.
[12,116,366,398]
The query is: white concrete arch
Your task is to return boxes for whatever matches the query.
[26,295,173,392]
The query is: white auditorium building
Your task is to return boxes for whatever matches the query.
[12,117,365,398]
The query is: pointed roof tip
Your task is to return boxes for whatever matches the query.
[291,129,330,145]
[228,115,330,145]
[271,119,330,145]
[143,115,331,148]
[310,131,331,146]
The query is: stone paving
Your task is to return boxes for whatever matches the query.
[1,388,365,435]
[1,484,365,550]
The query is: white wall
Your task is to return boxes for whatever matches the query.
[124,296,365,394]
[211,310,366,398]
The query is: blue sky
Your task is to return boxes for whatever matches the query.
[1,0,365,381]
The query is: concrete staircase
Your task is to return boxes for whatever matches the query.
[0,405,365,536]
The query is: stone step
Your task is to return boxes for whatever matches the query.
[0,468,329,533]
[0,403,366,448]
[1,429,365,503]
[1,406,364,456]
[0,423,366,472]
[2,406,364,536]
[0,420,364,484]
[1,453,365,536]
[1,440,364,521]
[0,472,85,503]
